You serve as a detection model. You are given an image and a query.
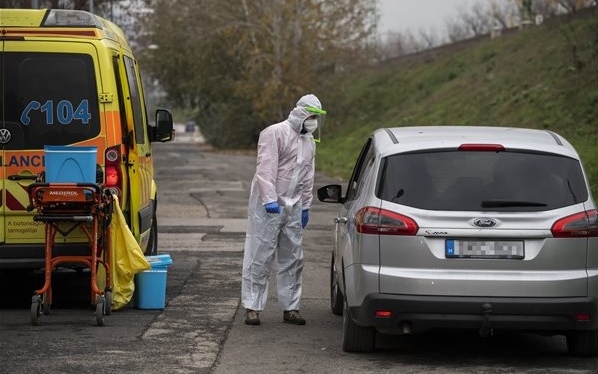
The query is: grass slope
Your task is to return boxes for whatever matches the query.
[317,9,598,199]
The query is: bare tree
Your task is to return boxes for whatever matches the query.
[554,0,587,12]
[418,26,441,50]
[377,31,414,59]
[403,31,425,54]
[489,0,516,29]
[445,14,471,42]
[455,2,492,37]
[444,1,493,41]
[533,0,562,18]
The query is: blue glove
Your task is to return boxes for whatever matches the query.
[302,209,309,228]
[264,201,280,214]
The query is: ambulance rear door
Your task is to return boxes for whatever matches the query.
[0,40,102,245]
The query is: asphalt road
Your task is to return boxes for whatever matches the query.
[1,135,597,374]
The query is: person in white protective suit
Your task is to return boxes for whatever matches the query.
[241,93,327,326]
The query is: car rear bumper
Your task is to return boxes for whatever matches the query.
[0,243,93,270]
[350,293,598,334]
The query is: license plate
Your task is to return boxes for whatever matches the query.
[445,239,524,259]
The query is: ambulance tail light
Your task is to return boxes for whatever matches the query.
[104,146,122,197]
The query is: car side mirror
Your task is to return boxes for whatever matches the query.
[317,184,344,203]
[149,109,174,143]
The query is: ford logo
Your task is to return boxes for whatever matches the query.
[473,218,498,228]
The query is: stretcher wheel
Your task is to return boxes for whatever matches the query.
[104,290,113,316]
[95,296,105,326]
[42,292,51,315]
[30,295,41,326]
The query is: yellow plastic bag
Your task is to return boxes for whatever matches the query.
[97,194,150,310]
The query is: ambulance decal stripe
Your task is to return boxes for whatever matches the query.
[6,189,27,210]
[142,160,151,201]
[4,184,31,211]
[137,156,152,203]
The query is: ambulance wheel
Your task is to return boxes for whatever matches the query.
[145,214,158,256]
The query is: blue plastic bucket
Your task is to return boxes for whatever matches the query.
[134,270,168,309]
[44,145,97,183]
[134,254,173,310]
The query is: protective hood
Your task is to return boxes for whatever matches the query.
[287,94,324,134]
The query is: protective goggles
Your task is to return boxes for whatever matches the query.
[304,106,327,143]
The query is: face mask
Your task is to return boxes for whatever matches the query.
[303,119,318,134]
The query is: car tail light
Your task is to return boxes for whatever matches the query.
[551,210,598,238]
[458,144,505,152]
[354,207,418,236]
[375,310,392,318]
[104,146,123,197]
[575,313,591,322]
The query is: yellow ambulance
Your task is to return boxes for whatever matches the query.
[0,9,174,269]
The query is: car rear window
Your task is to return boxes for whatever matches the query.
[378,151,588,211]
[0,52,100,150]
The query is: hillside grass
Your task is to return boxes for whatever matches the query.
[316,9,598,199]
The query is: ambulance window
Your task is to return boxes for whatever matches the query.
[112,56,128,144]
[2,52,100,150]
[124,56,146,145]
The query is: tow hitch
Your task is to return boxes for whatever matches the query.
[479,303,494,337]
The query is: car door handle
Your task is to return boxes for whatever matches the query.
[8,174,37,181]
[334,217,348,224]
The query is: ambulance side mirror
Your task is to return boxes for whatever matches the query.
[150,109,174,143]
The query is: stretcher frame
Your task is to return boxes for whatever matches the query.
[27,182,113,326]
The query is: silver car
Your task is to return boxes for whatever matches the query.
[318,126,598,355]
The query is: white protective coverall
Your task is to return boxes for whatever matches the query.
[241,94,324,312]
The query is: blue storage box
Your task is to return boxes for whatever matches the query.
[146,254,173,269]
[44,145,97,183]
[134,254,173,310]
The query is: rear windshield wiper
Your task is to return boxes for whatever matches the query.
[482,200,548,208]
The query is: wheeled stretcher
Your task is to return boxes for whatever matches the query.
[27,183,113,326]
